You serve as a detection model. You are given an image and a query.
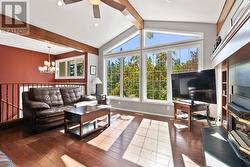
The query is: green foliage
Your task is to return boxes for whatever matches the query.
[123,56,140,98]
[106,48,198,100]
[147,52,167,100]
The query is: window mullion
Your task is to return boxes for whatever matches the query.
[167,51,173,103]
[120,57,124,98]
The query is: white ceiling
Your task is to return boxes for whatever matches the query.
[28,0,133,48]
[0,0,225,51]
[0,32,75,55]
[129,0,225,23]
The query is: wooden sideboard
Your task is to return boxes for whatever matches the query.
[173,100,210,131]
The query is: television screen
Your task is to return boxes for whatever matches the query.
[171,69,217,104]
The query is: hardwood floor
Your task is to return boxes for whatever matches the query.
[0,109,207,167]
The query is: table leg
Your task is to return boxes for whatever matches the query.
[64,118,68,134]
[174,104,177,122]
[79,119,82,137]
[188,110,191,131]
[108,113,111,126]
[207,105,210,119]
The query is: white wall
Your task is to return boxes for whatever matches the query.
[87,53,99,95]
[98,21,217,116]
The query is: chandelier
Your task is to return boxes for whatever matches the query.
[38,46,55,74]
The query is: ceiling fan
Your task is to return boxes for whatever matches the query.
[63,0,126,19]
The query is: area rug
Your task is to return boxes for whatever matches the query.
[123,119,174,167]
[61,154,86,167]
[87,114,134,151]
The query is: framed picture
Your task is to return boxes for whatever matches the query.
[90,65,96,75]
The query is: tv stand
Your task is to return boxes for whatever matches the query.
[173,100,210,131]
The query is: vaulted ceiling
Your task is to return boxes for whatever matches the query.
[1,0,225,53]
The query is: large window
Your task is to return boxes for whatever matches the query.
[104,30,202,103]
[146,52,168,100]
[106,58,120,97]
[123,55,140,98]
[56,55,85,79]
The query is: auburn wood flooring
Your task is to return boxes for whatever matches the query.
[0,109,207,167]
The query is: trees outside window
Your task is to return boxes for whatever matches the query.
[172,48,198,74]
[123,56,140,98]
[106,58,120,97]
[146,52,168,100]
[104,30,202,102]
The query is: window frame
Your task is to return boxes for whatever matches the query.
[55,55,85,80]
[104,51,141,101]
[142,42,202,104]
[103,30,204,104]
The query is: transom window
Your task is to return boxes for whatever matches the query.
[144,31,198,48]
[107,34,140,54]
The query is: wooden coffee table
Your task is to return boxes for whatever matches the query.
[64,105,111,138]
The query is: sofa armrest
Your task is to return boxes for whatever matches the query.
[27,101,50,109]
[22,92,50,109]
[80,95,97,101]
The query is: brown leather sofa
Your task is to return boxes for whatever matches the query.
[0,150,15,167]
[23,87,96,132]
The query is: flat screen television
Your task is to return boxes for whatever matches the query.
[171,69,217,104]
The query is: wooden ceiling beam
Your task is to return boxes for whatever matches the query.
[217,0,236,34]
[0,14,98,55]
[118,0,144,30]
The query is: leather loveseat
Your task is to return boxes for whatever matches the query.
[0,150,15,167]
[23,87,96,132]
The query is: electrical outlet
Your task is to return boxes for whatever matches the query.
[166,106,170,111]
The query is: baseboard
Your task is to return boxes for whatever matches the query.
[0,118,23,130]
[111,107,174,118]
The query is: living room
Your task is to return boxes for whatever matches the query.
[0,0,250,167]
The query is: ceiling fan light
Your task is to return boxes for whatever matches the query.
[90,0,101,5]
[57,0,64,7]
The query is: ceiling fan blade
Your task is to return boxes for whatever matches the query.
[93,5,101,18]
[63,0,83,5]
[101,0,126,12]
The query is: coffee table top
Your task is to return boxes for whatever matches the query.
[64,105,111,116]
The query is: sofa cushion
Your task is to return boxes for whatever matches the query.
[30,88,63,107]
[60,87,82,105]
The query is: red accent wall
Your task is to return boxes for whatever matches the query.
[0,45,55,82]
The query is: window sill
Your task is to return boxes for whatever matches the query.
[108,97,174,105]
[142,99,173,105]
[108,97,140,102]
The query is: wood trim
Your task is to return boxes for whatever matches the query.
[217,0,236,34]
[0,14,98,55]
[118,0,144,30]
[211,5,250,66]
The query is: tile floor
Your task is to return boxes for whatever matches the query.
[123,119,174,167]
[87,115,134,151]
